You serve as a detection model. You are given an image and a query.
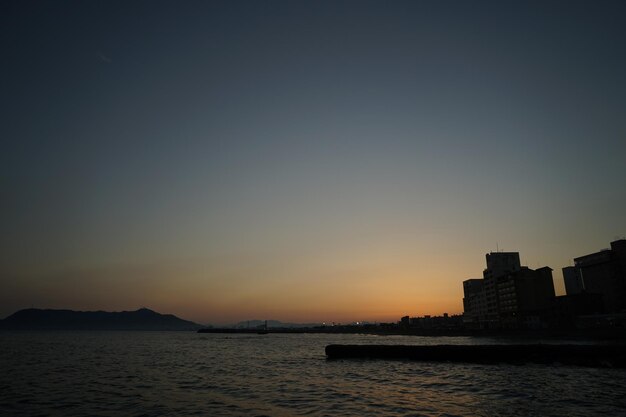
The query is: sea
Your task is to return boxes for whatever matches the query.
[1,331,626,416]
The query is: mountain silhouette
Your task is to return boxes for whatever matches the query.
[0,308,202,331]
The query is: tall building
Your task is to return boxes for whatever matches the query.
[497,267,555,329]
[462,251,555,329]
[574,239,626,313]
[562,266,584,295]
[482,252,521,327]
[462,279,487,328]
[485,252,522,278]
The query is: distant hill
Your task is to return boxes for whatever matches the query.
[0,308,202,331]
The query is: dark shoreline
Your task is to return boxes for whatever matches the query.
[197,326,626,341]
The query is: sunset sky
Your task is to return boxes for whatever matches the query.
[2,0,625,324]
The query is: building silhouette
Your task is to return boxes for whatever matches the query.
[552,292,604,328]
[483,252,521,327]
[573,239,626,313]
[562,266,585,295]
[462,279,486,327]
[462,240,626,330]
[463,251,555,329]
[496,266,555,329]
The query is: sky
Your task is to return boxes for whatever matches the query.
[1,0,625,325]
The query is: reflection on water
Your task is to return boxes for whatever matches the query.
[1,332,625,416]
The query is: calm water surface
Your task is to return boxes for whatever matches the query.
[1,331,625,416]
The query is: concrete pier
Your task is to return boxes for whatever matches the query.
[325,344,626,367]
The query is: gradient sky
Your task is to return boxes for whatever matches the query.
[2,0,625,324]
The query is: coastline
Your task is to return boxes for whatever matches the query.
[197,326,626,341]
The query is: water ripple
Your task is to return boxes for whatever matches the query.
[1,332,626,416]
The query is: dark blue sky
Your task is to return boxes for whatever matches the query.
[2,1,625,322]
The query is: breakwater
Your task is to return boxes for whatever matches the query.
[325,344,626,367]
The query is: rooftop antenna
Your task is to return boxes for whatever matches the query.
[496,242,499,252]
